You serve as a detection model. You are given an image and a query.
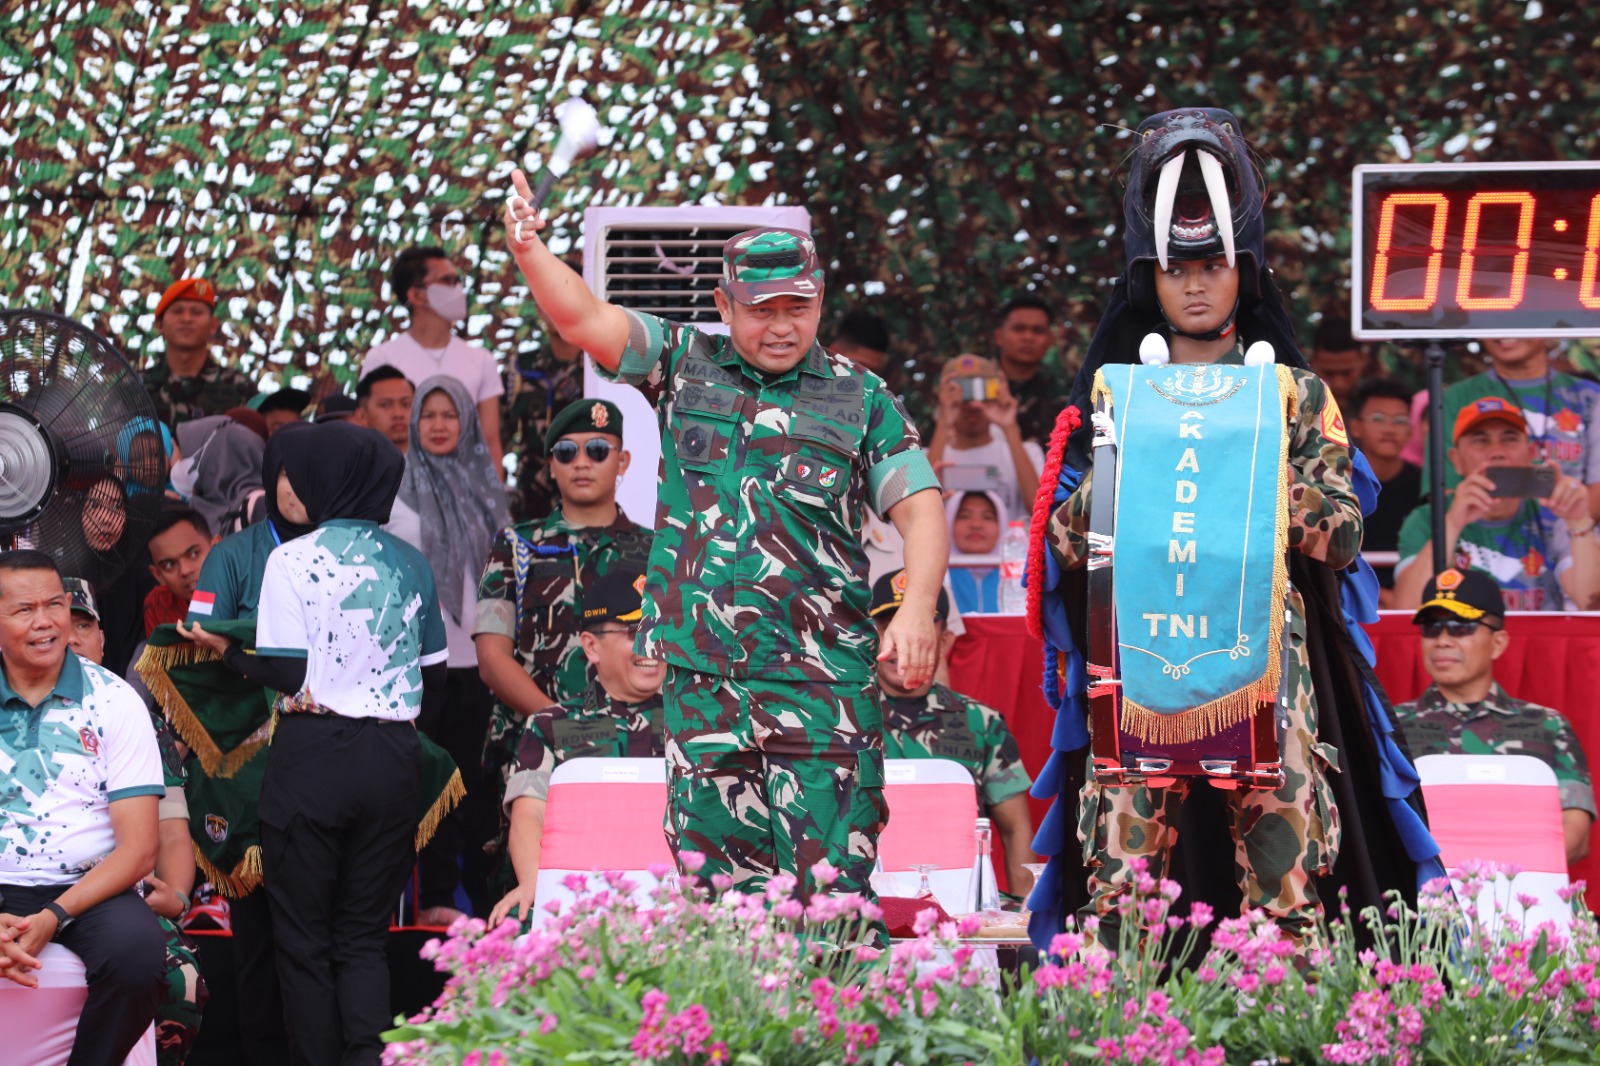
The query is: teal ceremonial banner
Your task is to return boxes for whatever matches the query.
[1098,362,1292,745]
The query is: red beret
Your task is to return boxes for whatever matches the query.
[155,278,217,320]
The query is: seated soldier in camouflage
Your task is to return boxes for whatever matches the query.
[475,398,652,790]
[868,569,1038,896]
[488,562,666,926]
[1393,567,1596,864]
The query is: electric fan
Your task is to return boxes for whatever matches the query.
[0,309,167,587]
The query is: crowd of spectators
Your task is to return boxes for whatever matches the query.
[3,249,1597,1065]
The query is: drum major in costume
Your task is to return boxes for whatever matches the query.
[1025,108,1442,952]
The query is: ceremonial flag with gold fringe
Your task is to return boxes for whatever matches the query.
[137,621,466,897]
[1095,362,1294,745]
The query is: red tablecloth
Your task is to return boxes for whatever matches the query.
[946,611,1600,897]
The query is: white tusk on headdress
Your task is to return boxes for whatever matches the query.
[1153,151,1185,272]
[1243,341,1276,366]
[1140,332,1171,366]
[1196,149,1235,268]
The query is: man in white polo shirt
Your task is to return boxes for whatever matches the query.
[362,245,506,478]
[0,550,166,1066]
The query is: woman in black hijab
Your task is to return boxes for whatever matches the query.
[186,420,448,1064]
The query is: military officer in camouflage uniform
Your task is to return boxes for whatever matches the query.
[488,562,666,925]
[475,397,652,787]
[141,278,256,429]
[505,173,948,901]
[1394,567,1595,863]
[868,569,1038,894]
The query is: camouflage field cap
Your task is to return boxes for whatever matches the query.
[63,576,99,621]
[720,228,824,304]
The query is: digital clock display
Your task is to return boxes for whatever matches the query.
[1351,162,1600,340]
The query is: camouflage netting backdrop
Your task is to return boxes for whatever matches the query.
[3,0,1598,416]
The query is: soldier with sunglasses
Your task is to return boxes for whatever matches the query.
[1393,567,1595,863]
[474,398,652,789]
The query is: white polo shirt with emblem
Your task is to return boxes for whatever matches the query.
[0,652,165,887]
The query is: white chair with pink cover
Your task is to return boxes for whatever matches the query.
[1416,753,1573,932]
[530,757,673,925]
[0,942,157,1066]
[878,757,981,915]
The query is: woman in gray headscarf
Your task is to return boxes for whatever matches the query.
[171,414,266,533]
[385,373,509,924]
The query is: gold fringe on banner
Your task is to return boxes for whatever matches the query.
[1118,367,1298,747]
[414,769,466,852]
[136,641,226,775]
[192,841,263,899]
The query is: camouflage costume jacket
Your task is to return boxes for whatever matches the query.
[1048,362,1364,641]
[474,509,652,767]
[1394,682,1597,817]
[142,358,256,429]
[876,683,1032,810]
[507,351,584,523]
[599,309,939,683]
[503,682,666,808]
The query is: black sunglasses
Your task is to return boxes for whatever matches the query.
[551,439,615,464]
[1419,619,1498,639]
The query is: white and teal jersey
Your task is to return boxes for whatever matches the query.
[257,519,448,721]
[0,654,164,886]
[1396,500,1572,612]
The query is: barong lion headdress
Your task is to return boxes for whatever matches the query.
[1058,107,1307,471]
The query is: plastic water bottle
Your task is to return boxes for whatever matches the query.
[966,817,1001,915]
[999,519,1028,614]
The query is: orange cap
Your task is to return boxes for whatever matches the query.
[155,278,217,320]
[1451,396,1525,444]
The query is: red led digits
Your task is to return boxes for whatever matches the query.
[1456,192,1536,310]
[1370,192,1449,311]
[1581,192,1600,310]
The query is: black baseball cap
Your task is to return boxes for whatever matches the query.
[248,388,312,417]
[580,564,647,628]
[1413,567,1506,624]
[314,394,359,424]
[868,568,949,622]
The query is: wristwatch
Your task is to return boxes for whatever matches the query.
[43,900,74,938]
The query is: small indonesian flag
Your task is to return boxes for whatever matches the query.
[189,591,216,617]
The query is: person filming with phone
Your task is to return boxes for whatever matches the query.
[1394,397,1600,612]
[927,353,1041,518]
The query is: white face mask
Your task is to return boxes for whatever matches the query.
[426,283,468,324]
[169,454,200,498]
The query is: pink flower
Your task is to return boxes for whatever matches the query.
[680,851,706,873]
[811,859,841,888]
[562,872,590,892]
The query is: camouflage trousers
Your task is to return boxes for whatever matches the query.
[1077,628,1343,947]
[155,916,208,1066]
[663,669,888,900]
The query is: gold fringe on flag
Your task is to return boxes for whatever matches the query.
[136,641,227,776]
[192,841,264,899]
[1116,366,1297,746]
[414,769,466,851]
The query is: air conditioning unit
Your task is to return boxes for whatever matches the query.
[583,205,813,336]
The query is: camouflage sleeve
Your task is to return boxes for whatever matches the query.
[1045,470,1092,570]
[1545,709,1598,818]
[971,702,1032,808]
[503,721,557,809]
[593,309,687,408]
[1287,370,1364,570]
[473,529,518,640]
[862,382,939,516]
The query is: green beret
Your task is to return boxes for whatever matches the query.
[544,398,624,453]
